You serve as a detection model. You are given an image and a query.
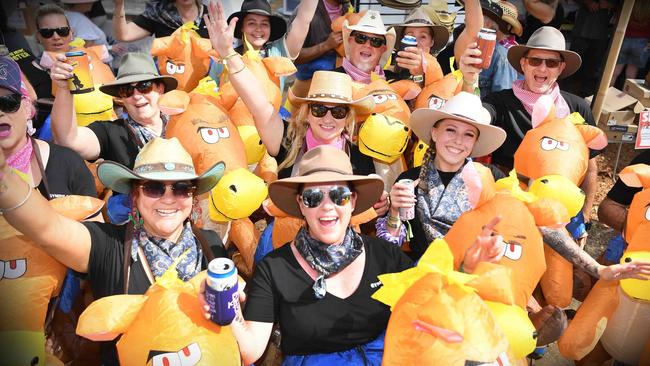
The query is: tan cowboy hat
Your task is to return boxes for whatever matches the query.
[342,10,397,68]
[288,71,375,114]
[422,0,457,34]
[99,53,178,97]
[410,92,506,157]
[269,145,384,218]
[507,26,582,79]
[497,0,523,37]
[97,137,225,195]
[392,8,450,54]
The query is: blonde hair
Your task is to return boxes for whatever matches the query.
[278,103,358,171]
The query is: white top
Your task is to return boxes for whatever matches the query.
[65,10,108,46]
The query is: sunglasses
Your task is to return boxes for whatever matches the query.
[37,27,71,38]
[524,56,563,69]
[117,80,156,98]
[351,31,386,48]
[0,93,22,114]
[300,186,353,209]
[136,181,197,199]
[309,104,350,119]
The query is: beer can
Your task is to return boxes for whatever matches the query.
[476,28,497,69]
[65,51,94,94]
[205,258,239,325]
[397,179,415,221]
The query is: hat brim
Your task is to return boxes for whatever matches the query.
[99,74,178,97]
[269,172,385,218]
[502,15,523,37]
[410,108,506,157]
[507,45,582,79]
[97,160,225,195]
[343,22,397,68]
[287,89,375,116]
[393,24,450,54]
[229,11,287,43]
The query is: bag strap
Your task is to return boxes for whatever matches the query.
[31,137,52,199]
[124,121,146,149]
[192,225,216,263]
[123,223,134,294]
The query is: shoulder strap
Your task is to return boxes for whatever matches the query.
[192,224,216,263]
[31,138,52,199]
[123,223,134,294]
[124,121,146,149]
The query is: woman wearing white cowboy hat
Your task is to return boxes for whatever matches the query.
[377,91,508,263]
[200,145,413,365]
[0,137,226,364]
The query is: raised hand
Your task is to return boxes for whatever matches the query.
[395,46,424,76]
[204,0,237,57]
[598,261,650,281]
[458,41,483,84]
[462,215,505,273]
[49,54,74,90]
[388,179,418,218]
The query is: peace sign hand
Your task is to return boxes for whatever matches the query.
[462,215,505,273]
[204,0,237,57]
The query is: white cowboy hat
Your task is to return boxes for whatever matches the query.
[342,10,397,68]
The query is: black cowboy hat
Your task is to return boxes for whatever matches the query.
[227,0,287,43]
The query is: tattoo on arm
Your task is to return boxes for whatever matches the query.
[540,227,600,278]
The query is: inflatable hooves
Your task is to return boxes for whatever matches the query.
[529,304,568,346]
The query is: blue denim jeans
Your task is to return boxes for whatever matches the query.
[281,331,385,366]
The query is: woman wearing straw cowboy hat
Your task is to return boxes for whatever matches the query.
[0,137,226,364]
[460,26,599,239]
[200,145,413,365]
[376,91,508,262]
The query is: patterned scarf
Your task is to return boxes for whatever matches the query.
[498,35,518,49]
[305,127,345,151]
[141,0,203,31]
[126,113,169,148]
[342,57,385,84]
[7,137,32,174]
[294,226,364,299]
[132,222,202,281]
[416,153,474,243]
[512,79,570,118]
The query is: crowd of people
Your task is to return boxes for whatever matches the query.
[1,0,649,365]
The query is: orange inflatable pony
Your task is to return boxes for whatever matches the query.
[151,23,217,92]
[558,164,650,366]
[513,95,607,308]
[76,270,240,365]
[0,193,104,366]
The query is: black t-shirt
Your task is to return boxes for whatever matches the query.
[483,89,599,170]
[522,5,564,43]
[274,120,376,179]
[37,141,97,199]
[244,235,412,355]
[88,118,140,168]
[132,6,210,38]
[607,149,650,205]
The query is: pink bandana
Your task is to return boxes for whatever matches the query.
[512,79,570,118]
[305,127,345,151]
[7,138,33,174]
[342,57,385,84]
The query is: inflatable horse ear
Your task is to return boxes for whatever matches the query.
[331,10,367,59]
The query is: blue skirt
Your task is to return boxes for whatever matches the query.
[281,331,385,366]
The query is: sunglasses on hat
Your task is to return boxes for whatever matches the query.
[350,31,386,48]
[524,56,563,69]
[117,80,156,98]
[38,27,71,38]
[0,93,23,114]
[300,186,353,208]
[310,104,350,119]
[136,180,196,199]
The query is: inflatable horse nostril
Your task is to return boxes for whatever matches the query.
[625,257,632,263]
[532,331,538,339]
[541,179,549,184]
[229,185,237,193]
[404,127,409,132]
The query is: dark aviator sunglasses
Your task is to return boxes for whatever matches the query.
[117,81,156,98]
[0,93,22,114]
[350,31,386,48]
[136,181,197,199]
[300,186,353,208]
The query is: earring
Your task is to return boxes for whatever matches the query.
[128,196,143,229]
[26,119,36,136]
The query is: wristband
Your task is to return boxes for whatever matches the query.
[221,52,239,63]
[0,185,32,214]
[229,64,246,76]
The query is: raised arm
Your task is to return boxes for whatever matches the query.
[295,31,342,64]
[524,0,559,25]
[112,0,152,42]
[454,0,483,65]
[205,1,284,156]
[284,0,319,59]
[0,150,91,273]
[50,54,102,161]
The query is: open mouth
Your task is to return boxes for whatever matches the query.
[155,209,179,218]
[0,123,11,138]
[209,193,236,221]
[318,217,339,227]
[359,138,405,158]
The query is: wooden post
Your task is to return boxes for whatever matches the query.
[592,0,635,125]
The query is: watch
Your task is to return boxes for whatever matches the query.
[410,74,424,83]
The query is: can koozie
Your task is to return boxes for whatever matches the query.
[65,51,94,94]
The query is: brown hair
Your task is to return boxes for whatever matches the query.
[35,4,69,29]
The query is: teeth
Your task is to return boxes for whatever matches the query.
[156,209,178,217]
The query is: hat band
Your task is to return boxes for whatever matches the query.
[117,71,160,81]
[307,93,352,102]
[134,162,196,176]
[405,18,433,25]
[301,167,351,177]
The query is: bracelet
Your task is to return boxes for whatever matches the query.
[462,77,477,86]
[229,63,246,76]
[221,52,239,63]
[387,214,401,228]
[0,185,33,214]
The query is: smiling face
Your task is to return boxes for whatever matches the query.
[431,119,479,172]
[520,49,566,94]
[0,88,32,156]
[35,13,72,53]
[298,182,357,245]
[134,180,193,240]
[241,13,271,50]
[306,103,350,144]
[404,26,434,53]
[347,31,387,73]
[121,81,165,123]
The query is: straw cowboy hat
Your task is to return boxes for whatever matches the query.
[507,26,582,79]
[422,0,457,34]
[269,145,385,218]
[98,137,225,195]
[378,0,422,10]
[100,53,177,97]
[228,0,287,43]
[392,8,450,54]
[410,92,506,157]
[342,10,397,68]
[288,71,375,114]
[496,0,523,37]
